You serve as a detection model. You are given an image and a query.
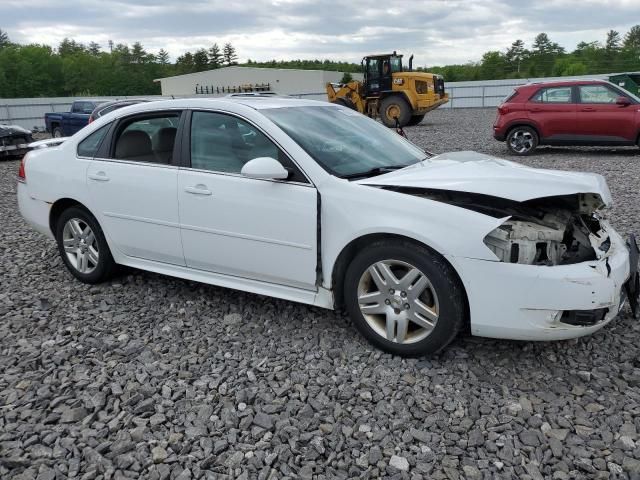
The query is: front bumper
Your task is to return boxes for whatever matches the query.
[448,226,635,341]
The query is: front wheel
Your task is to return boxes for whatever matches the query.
[380,96,412,128]
[343,240,466,356]
[55,206,117,284]
[506,126,538,155]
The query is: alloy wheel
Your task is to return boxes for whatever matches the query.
[357,259,439,344]
[62,218,99,274]
[509,129,534,153]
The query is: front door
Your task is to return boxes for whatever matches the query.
[178,110,318,289]
[86,111,185,265]
[575,84,638,142]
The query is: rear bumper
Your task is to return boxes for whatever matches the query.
[493,128,506,141]
[17,182,53,239]
[0,143,31,158]
[414,95,449,114]
[448,225,632,341]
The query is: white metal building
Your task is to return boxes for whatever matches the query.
[154,66,363,97]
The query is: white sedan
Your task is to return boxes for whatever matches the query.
[17,97,639,356]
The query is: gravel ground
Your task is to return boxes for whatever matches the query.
[2,108,640,480]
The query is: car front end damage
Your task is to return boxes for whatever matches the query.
[378,185,639,341]
[436,190,639,340]
[0,124,34,159]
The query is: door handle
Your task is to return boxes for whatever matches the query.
[185,185,212,196]
[88,172,109,182]
[580,107,595,112]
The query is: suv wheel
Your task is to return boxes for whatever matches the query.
[55,206,117,283]
[343,239,465,356]
[506,126,538,155]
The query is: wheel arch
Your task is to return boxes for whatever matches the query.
[505,122,541,141]
[49,197,91,235]
[378,91,414,110]
[330,232,469,327]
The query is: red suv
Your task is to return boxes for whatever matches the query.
[493,80,640,155]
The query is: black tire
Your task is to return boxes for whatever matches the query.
[52,126,63,138]
[506,126,538,155]
[343,239,466,357]
[406,114,425,126]
[55,206,117,284]
[380,95,412,128]
[331,97,357,110]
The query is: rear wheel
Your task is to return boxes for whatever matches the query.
[406,114,425,126]
[52,127,63,138]
[343,239,466,356]
[55,206,117,284]
[506,126,538,155]
[380,96,412,128]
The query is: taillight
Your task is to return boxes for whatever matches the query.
[18,156,26,183]
[497,104,508,115]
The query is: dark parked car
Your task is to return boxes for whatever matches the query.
[493,80,640,155]
[88,99,150,124]
[0,124,34,159]
[44,100,106,138]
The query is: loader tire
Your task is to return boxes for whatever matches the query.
[380,95,412,128]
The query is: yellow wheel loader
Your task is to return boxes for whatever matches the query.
[326,52,448,127]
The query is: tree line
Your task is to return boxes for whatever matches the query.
[422,27,640,81]
[1,26,639,98]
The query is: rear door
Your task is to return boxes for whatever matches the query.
[526,85,577,140]
[177,110,318,289]
[575,84,637,142]
[86,111,185,265]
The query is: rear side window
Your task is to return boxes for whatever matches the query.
[77,124,109,158]
[531,86,573,103]
[73,101,97,114]
[112,114,180,164]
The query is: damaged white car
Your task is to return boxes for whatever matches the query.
[17,97,639,356]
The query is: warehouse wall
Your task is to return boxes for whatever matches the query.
[155,67,363,96]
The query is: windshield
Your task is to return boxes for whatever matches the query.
[262,106,426,178]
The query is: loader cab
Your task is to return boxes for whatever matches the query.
[363,53,403,97]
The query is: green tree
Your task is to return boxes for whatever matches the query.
[223,43,237,66]
[505,39,526,75]
[606,30,621,51]
[623,25,640,50]
[0,29,10,49]
[339,72,353,83]
[157,49,170,65]
[58,38,85,56]
[208,43,222,68]
[193,49,210,72]
[176,52,195,74]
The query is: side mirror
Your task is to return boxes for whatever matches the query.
[241,157,289,180]
[616,96,631,106]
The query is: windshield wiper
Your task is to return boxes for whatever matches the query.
[341,165,407,180]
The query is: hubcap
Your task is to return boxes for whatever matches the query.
[385,104,401,121]
[509,130,534,153]
[62,218,99,274]
[357,259,439,344]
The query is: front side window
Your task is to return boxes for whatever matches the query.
[390,56,402,73]
[113,114,180,164]
[77,124,109,158]
[189,111,306,182]
[579,85,620,104]
[262,106,427,178]
[531,86,573,103]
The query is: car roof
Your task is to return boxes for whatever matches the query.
[520,79,609,89]
[110,96,331,115]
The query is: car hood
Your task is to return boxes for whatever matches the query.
[356,151,612,205]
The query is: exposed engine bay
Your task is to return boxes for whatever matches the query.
[384,187,611,266]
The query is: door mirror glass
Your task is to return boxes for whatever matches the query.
[241,157,289,180]
[616,96,631,106]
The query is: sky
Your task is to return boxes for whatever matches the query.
[1,0,639,66]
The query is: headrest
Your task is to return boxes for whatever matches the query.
[115,130,152,159]
[153,127,177,152]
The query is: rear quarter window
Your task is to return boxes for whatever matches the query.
[77,124,110,158]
